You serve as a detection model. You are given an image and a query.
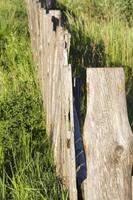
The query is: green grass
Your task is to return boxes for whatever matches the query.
[0,0,133,199]
[0,0,67,199]
[56,0,133,129]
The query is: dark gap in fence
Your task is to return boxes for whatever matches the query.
[73,72,87,200]
[39,0,55,12]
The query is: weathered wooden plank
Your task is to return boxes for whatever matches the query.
[52,27,63,177]
[51,27,63,142]
[42,12,49,132]
[51,27,77,199]
[68,64,78,200]
[50,10,61,133]
[38,3,43,87]
[47,11,61,134]
[38,4,44,90]
[46,12,54,134]
[83,68,133,200]
[32,0,38,62]
[26,0,37,60]
[62,64,77,200]
[41,9,47,110]
[36,1,41,65]
[52,79,62,174]
[52,27,66,178]
[26,2,77,199]
[52,27,69,170]
[59,29,72,187]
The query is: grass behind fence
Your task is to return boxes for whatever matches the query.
[0,0,67,199]
[57,0,133,129]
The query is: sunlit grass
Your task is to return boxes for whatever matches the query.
[57,0,133,128]
[0,0,68,199]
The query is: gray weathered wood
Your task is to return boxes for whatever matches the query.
[83,68,133,200]
[26,2,78,199]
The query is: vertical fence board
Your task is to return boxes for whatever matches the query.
[42,10,47,111]
[26,1,77,199]
[83,68,133,200]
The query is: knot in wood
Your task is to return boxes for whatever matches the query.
[114,145,124,162]
[67,139,71,149]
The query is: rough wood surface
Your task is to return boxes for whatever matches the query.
[26,1,77,199]
[26,2,133,199]
[83,68,133,200]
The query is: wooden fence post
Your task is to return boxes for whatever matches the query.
[26,1,78,199]
[83,68,133,200]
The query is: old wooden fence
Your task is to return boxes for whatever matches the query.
[26,1,133,199]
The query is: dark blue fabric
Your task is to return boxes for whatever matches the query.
[74,104,87,185]
[73,76,87,185]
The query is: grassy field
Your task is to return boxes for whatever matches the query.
[0,0,67,199]
[57,0,133,129]
[0,0,133,199]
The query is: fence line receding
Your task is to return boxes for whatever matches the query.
[26,1,133,200]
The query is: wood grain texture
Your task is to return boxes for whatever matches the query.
[26,2,77,199]
[83,68,133,200]
[25,2,133,199]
